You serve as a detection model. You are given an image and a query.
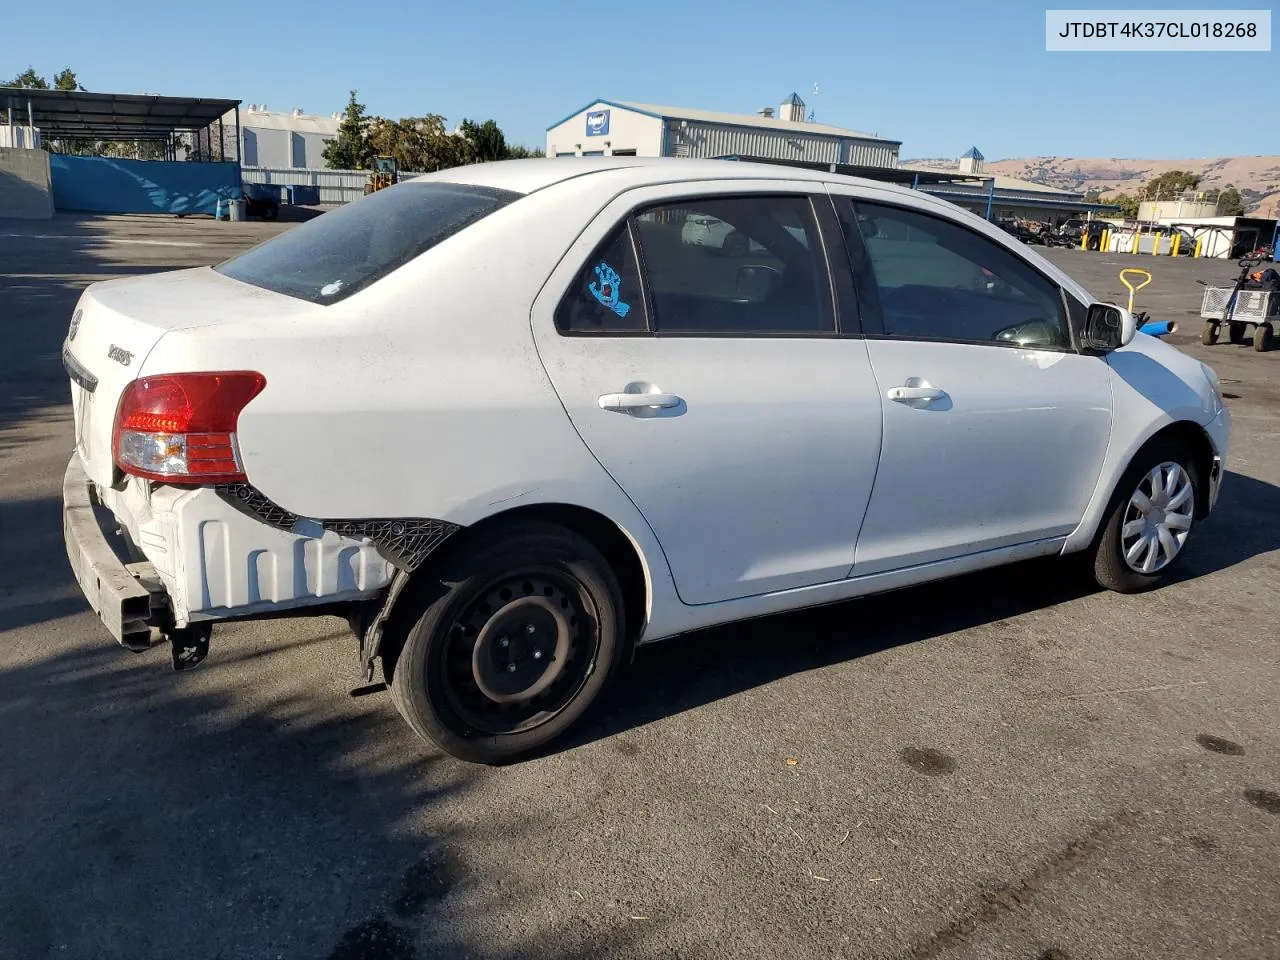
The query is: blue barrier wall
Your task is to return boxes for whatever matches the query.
[49,156,241,215]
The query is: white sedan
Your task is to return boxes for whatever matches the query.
[62,157,1230,763]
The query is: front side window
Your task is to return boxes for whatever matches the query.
[632,195,834,335]
[215,180,521,305]
[851,202,1069,349]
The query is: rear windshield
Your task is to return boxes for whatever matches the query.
[214,181,521,305]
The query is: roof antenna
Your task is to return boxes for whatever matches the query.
[809,81,819,122]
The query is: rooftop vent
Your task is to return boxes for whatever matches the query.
[757,106,775,118]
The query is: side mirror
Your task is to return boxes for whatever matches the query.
[1082,303,1137,352]
[735,264,782,302]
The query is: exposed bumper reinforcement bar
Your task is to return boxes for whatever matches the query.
[62,453,161,648]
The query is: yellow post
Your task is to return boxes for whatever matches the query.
[1080,230,1088,251]
[1132,231,1141,254]
[1194,236,1203,258]
[1101,228,1110,251]
[1152,232,1161,255]
[1171,233,1181,257]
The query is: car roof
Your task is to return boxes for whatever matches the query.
[404,155,915,199]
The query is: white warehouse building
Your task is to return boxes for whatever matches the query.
[546,93,900,168]
[222,105,339,169]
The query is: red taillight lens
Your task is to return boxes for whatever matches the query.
[113,372,266,484]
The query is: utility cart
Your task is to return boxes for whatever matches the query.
[1200,258,1280,352]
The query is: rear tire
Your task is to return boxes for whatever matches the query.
[1228,321,1248,344]
[388,521,626,764]
[1090,440,1201,594]
[1200,321,1219,345]
[1253,323,1272,352]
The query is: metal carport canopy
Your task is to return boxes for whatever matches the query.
[0,87,240,138]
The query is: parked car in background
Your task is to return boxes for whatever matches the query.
[681,212,807,255]
[996,218,1047,245]
[62,157,1229,765]
[681,212,750,255]
[1059,219,1107,250]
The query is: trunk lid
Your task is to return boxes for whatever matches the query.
[64,267,313,488]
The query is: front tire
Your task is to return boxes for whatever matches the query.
[388,521,626,764]
[1200,321,1220,345]
[1253,323,1273,352]
[1091,440,1201,593]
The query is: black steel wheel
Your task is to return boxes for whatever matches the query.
[441,571,597,736]
[1201,321,1220,345]
[388,521,625,764]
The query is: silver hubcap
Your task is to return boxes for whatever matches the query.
[1121,461,1194,574]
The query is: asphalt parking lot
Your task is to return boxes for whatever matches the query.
[1,213,1277,960]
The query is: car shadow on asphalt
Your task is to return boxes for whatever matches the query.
[572,469,1280,752]
[1171,470,1280,583]
[0,626,660,960]
[0,494,659,958]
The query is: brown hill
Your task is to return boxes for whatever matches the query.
[905,156,1280,217]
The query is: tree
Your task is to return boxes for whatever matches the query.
[459,118,507,163]
[1142,170,1201,200]
[53,67,83,91]
[323,90,374,170]
[7,65,81,91]
[6,67,49,89]
[367,114,471,172]
[504,144,544,159]
[1212,185,1245,216]
[1106,191,1140,219]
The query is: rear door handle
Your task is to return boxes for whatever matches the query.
[887,385,947,403]
[598,392,683,412]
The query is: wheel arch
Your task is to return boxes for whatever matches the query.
[377,502,652,678]
[1136,420,1216,520]
[1068,418,1216,554]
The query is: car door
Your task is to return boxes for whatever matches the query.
[531,183,883,606]
[826,188,1113,577]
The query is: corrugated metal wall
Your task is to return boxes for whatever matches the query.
[665,121,898,168]
[242,166,429,204]
[843,140,897,167]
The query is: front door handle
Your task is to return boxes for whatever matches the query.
[887,385,947,403]
[598,392,683,412]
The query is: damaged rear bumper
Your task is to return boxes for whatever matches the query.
[62,451,409,652]
[63,452,160,648]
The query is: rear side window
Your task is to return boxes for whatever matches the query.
[633,195,833,335]
[555,223,648,334]
[215,181,521,305]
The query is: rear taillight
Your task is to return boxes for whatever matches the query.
[113,372,266,484]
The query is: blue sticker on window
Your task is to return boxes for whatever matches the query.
[588,261,631,318]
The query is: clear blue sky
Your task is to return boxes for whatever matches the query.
[6,0,1276,158]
